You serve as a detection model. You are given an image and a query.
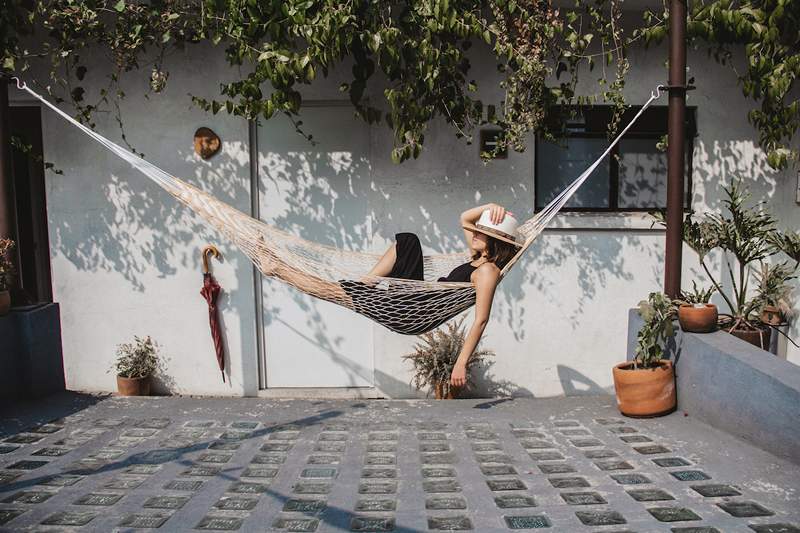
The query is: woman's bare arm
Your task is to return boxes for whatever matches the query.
[450,264,500,387]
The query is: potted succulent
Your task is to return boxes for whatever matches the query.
[675,281,718,333]
[613,292,677,417]
[112,335,161,396]
[402,316,494,399]
[0,238,15,316]
[654,180,798,351]
[753,262,796,327]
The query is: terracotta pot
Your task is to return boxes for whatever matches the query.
[728,326,772,351]
[612,359,676,418]
[760,305,784,326]
[0,290,9,316]
[678,303,718,333]
[116,375,151,396]
[434,381,460,400]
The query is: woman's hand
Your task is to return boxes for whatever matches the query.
[450,363,467,388]
[487,203,506,225]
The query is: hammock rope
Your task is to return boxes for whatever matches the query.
[13,78,664,334]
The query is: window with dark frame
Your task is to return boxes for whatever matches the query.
[534,105,697,212]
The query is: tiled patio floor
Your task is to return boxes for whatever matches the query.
[1,393,798,532]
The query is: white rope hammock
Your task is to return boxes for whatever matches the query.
[14,78,664,334]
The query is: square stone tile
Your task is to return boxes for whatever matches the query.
[301,467,337,479]
[185,420,216,428]
[560,429,591,436]
[365,454,396,465]
[209,440,241,451]
[511,429,547,439]
[126,463,163,474]
[196,515,244,530]
[261,441,293,452]
[0,509,26,526]
[3,490,55,504]
[471,441,502,452]
[104,476,147,489]
[355,499,396,512]
[608,426,638,434]
[495,494,537,508]
[561,491,607,505]
[548,477,590,489]
[272,516,319,530]
[691,484,742,497]
[626,488,675,501]
[294,481,332,494]
[308,454,341,465]
[422,452,457,464]
[466,430,499,440]
[243,466,279,478]
[418,432,448,441]
[4,434,43,444]
[648,507,703,522]
[426,496,467,510]
[422,467,457,478]
[229,481,269,494]
[133,449,182,464]
[747,525,800,533]
[283,498,326,513]
[318,432,347,441]
[537,463,575,474]
[487,479,526,491]
[529,451,564,461]
[575,510,627,526]
[322,423,350,431]
[621,435,653,443]
[362,468,397,479]
[122,428,159,438]
[230,421,259,429]
[420,442,450,452]
[358,481,397,494]
[135,418,172,429]
[351,516,395,531]
[315,442,346,452]
[717,501,774,517]
[610,473,652,484]
[41,510,98,526]
[143,495,190,509]
[31,447,70,457]
[74,492,124,506]
[38,474,84,487]
[165,479,205,491]
[554,420,580,427]
[211,496,259,511]
[0,444,19,454]
[671,470,711,481]
[183,465,221,476]
[669,528,721,533]
[594,418,626,425]
[595,460,634,471]
[654,457,692,467]
[367,442,396,453]
[584,449,618,459]
[368,432,398,441]
[198,452,234,464]
[427,515,473,530]
[519,439,555,450]
[417,421,449,430]
[570,438,604,447]
[424,479,462,493]
[476,452,513,464]
[463,423,491,430]
[118,513,171,528]
[252,453,287,464]
[482,464,518,476]
[504,515,552,529]
[6,459,48,470]
[634,444,671,454]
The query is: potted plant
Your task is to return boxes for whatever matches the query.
[613,292,677,417]
[675,281,718,333]
[402,316,494,399]
[112,335,161,396]
[655,180,798,350]
[753,262,796,327]
[0,238,15,316]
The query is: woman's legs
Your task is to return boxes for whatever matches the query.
[366,243,397,278]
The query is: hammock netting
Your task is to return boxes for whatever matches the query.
[16,80,663,334]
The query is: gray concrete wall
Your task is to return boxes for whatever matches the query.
[9,11,800,397]
[627,308,800,465]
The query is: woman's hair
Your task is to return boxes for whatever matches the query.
[472,235,519,269]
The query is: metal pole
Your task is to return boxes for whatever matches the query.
[249,119,267,390]
[664,0,687,298]
[0,81,20,271]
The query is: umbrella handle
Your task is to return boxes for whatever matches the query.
[202,245,222,274]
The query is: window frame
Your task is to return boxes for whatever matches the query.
[534,104,697,213]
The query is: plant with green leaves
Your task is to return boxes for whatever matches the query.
[112,335,161,379]
[677,280,716,306]
[753,262,797,324]
[0,238,15,292]
[402,315,494,398]
[635,292,677,369]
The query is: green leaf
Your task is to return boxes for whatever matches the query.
[114,0,125,12]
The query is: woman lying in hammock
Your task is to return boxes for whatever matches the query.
[265,203,521,388]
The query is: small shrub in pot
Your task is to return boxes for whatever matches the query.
[112,336,161,396]
[0,238,15,316]
[613,292,677,417]
[676,281,718,333]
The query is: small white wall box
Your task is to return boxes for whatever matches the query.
[480,129,507,159]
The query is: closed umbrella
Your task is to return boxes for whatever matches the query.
[200,245,226,382]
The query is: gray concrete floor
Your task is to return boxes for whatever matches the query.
[1,392,798,532]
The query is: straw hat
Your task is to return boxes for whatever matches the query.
[463,209,522,247]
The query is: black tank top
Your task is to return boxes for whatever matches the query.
[437,261,479,282]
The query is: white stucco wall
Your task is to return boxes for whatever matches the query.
[12,16,799,397]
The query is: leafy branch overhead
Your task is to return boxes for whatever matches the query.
[2,0,797,169]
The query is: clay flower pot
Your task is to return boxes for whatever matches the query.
[760,305,784,326]
[434,381,460,399]
[0,290,9,316]
[116,375,151,396]
[612,359,676,417]
[678,303,718,333]
[728,326,772,351]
